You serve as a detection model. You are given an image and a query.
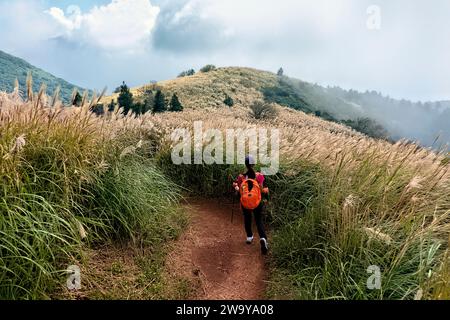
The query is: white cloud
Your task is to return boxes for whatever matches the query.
[47,0,160,52]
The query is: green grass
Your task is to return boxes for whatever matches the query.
[0,89,190,299]
[265,157,448,300]
[0,156,184,299]
[155,149,449,300]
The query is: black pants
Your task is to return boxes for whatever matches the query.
[242,203,267,239]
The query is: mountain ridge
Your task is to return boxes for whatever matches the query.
[102,66,450,148]
[0,50,85,102]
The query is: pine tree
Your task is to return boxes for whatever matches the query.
[108,99,116,112]
[72,92,82,107]
[117,81,133,114]
[224,94,234,107]
[153,90,167,113]
[169,93,183,112]
[277,67,284,77]
[131,102,144,115]
[142,89,154,114]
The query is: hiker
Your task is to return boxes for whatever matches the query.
[233,155,270,255]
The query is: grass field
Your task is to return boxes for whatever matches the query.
[1,70,449,299]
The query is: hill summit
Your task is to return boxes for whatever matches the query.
[103,66,450,147]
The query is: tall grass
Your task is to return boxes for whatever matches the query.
[1,70,448,299]
[267,157,449,299]
[0,87,183,299]
[149,107,449,300]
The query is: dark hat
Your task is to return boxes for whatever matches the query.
[245,155,256,166]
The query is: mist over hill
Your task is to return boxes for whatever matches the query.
[1,49,447,149]
[105,66,449,149]
[321,85,450,148]
[0,50,84,103]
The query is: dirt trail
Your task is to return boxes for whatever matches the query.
[166,198,267,300]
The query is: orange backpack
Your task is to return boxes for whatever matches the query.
[240,178,262,210]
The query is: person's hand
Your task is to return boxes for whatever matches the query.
[263,187,269,194]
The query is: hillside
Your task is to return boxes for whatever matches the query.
[1,71,449,300]
[103,67,450,147]
[0,50,84,102]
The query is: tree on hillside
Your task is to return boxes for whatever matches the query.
[169,93,183,112]
[200,65,216,73]
[342,118,389,140]
[72,91,82,107]
[178,69,196,78]
[118,81,134,114]
[108,99,116,112]
[277,68,284,77]
[143,91,154,114]
[249,100,278,120]
[224,94,234,107]
[92,104,105,115]
[132,102,144,115]
[153,90,167,113]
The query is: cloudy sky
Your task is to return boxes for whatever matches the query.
[1,0,449,102]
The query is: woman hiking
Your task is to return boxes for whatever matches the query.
[233,155,269,255]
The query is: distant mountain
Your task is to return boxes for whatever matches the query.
[321,87,450,148]
[0,50,84,102]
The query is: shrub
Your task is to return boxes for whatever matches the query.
[200,64,217,73]
[169,93,183,112]
[117,81,134,114]
[153,90,167,113]
[341,118,389,140]
[262,79,313,114]
[224,94,234,107]
[178,69,195,78]
[249,100,279,120]
[0,89,184,299]
[277,68,284,77]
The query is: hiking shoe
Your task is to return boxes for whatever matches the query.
[260,238,269,255]
[246,236,254,244]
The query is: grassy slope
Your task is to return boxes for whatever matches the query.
[151,106,449,300]
[0,92,187,299]
[102,67,277,109]
[2,66,449,300]
[114,68,448,300]
[0,50,85,103]
[102,67,366,121]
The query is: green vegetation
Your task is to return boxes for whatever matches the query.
[224,94,234,107]
[72,91,82,107]
[342,118,389,140]
[156,150,449,300]
[277,68,284,77]
[266,159,449,299]
[153,90,167,113]
[178,69,196,78]
[0,50,84,102]
[149,97,448,300]
[249,100,279,120]
[0,91,185,299]
[1,66,448,300]
[262,78,313,114]
[117,81,134,114]
[261,77,392,140]
[200,64,217,73]
[169,93,184,112]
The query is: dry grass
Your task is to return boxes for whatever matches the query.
[0,85,183,299]
[2,67,449,299]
